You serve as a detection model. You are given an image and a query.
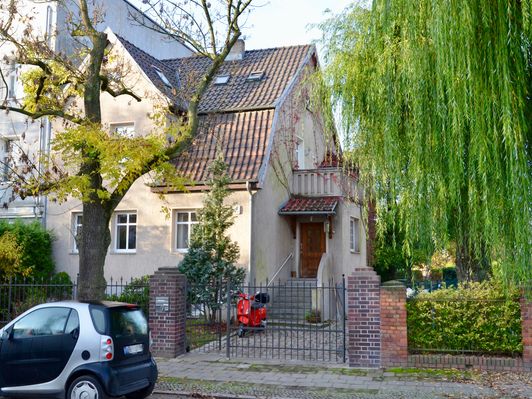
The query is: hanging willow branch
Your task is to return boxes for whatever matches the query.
[318,1,532,286]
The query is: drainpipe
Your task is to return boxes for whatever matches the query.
[246,181,255,284]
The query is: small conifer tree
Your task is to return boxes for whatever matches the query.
[179,153,245,318]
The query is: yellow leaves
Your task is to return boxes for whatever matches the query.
[0,231,29,278]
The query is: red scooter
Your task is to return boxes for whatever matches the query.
[236,291,270,337]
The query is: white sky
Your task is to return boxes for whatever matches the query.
[241,0,353,50]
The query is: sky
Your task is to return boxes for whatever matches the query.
[240,0,353,50]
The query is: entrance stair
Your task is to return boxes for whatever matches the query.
[267,278,317,321]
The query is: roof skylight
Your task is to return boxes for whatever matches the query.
[152,65,172,88]
[247,71,264,81]
[214,74,230,85]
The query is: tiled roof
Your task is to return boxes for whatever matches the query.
[172,109,274,183]
[115,34,313,113]
[164,45,313,113]
[278,196,340,215]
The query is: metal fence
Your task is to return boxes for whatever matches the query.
[0,276,149,327]
[186,279,347,363]
[406,296,523,356]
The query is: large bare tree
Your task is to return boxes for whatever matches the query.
[0,0,253,299]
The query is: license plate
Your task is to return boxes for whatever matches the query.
[124,343,143,355]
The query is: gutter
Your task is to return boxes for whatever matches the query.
[246,181,256,284]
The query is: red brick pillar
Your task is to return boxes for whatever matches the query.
[381,281,408,367]
[149,268,187,358]
[347,267,381,368]
[522,297,532,370]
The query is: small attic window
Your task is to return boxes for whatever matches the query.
[152,65,172,88]
[247,70,264,81]
[214,74,230,85]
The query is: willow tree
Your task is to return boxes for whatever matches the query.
[0,0,253,299]
[320,1,532,284]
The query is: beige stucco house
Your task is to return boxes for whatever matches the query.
[48,29,367,287]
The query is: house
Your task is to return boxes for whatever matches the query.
[47,29,368,288]
[0,0,190,222]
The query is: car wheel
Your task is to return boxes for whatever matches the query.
[125,381,155,399]
[67,375,108,399]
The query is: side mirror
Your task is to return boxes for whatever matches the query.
[1,330,9,341]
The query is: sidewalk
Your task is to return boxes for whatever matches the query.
[154,352,532,399]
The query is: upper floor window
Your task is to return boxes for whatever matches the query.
[45,6,54,46]
[350,217,360,253]
[0,138,21,182]
[295,137,305,169]
[72,213,82,253]
[115,212,137,252]
[111,123,135,138]
[175,210,198,251]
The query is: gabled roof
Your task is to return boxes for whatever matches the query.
[112,33,316,185]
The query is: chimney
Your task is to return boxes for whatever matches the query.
[226,39,245,61]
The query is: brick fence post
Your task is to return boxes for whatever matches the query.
[380,281,408,367]
[347,267,381,368]
[522,297,532,370]
[149,268,187,358]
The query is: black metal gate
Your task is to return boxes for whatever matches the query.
[186,278,346,363]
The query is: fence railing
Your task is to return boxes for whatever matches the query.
[0,276,149,327]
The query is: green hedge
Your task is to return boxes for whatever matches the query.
[407,282,522,356]
[0,221,55,280]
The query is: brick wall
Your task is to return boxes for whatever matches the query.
[380,283,408,367]
[149,268,187,358]
[346,268,381,368]
[522,297,531,369]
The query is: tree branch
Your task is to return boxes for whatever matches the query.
[0,104,84,124]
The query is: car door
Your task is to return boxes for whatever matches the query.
[0,307,74,387]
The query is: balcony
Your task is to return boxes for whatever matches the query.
[291,168,358,198]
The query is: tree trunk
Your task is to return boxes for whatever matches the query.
[78,201,112,300]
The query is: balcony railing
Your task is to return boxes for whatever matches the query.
[291,168,358,198]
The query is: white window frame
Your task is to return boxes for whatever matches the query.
[114,212,137,253]
[295,136,305,169]
[72,212,82,253]
[214,74,230,85]
[110,122,135,138]
[350,217,360,253]
[174,210,198,252]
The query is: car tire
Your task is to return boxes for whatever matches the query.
[125,381,155,399]
[67,375,108,399]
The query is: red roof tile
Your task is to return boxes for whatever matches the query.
[278,196,340,215]
[172,109,274,183]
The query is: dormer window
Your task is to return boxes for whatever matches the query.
[152,65,172,88]
[247,71,264,81]
[214,74,230,85]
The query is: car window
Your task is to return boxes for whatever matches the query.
[13,307,71,338]
[110,308,148,337]
[89,307,106,334]
[65,309,79,334]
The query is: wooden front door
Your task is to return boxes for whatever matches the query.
[300,223,326,278]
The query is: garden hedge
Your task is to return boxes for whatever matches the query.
[406,281,522,356]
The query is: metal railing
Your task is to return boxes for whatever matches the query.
[267,253,293,287]
[0,276,149,327]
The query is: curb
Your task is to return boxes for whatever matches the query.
[154,389,257,399]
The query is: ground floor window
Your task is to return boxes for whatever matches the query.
[115,212,137,252]
[175,210,197,251]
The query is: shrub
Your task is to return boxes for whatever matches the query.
[305,309,321,324]
[407,281,522,356]
[0,221,55,280]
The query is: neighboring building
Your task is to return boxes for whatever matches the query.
[48,30,367,287]
[0,0,190,223]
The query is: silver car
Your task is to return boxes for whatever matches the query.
[0,301,157,398]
